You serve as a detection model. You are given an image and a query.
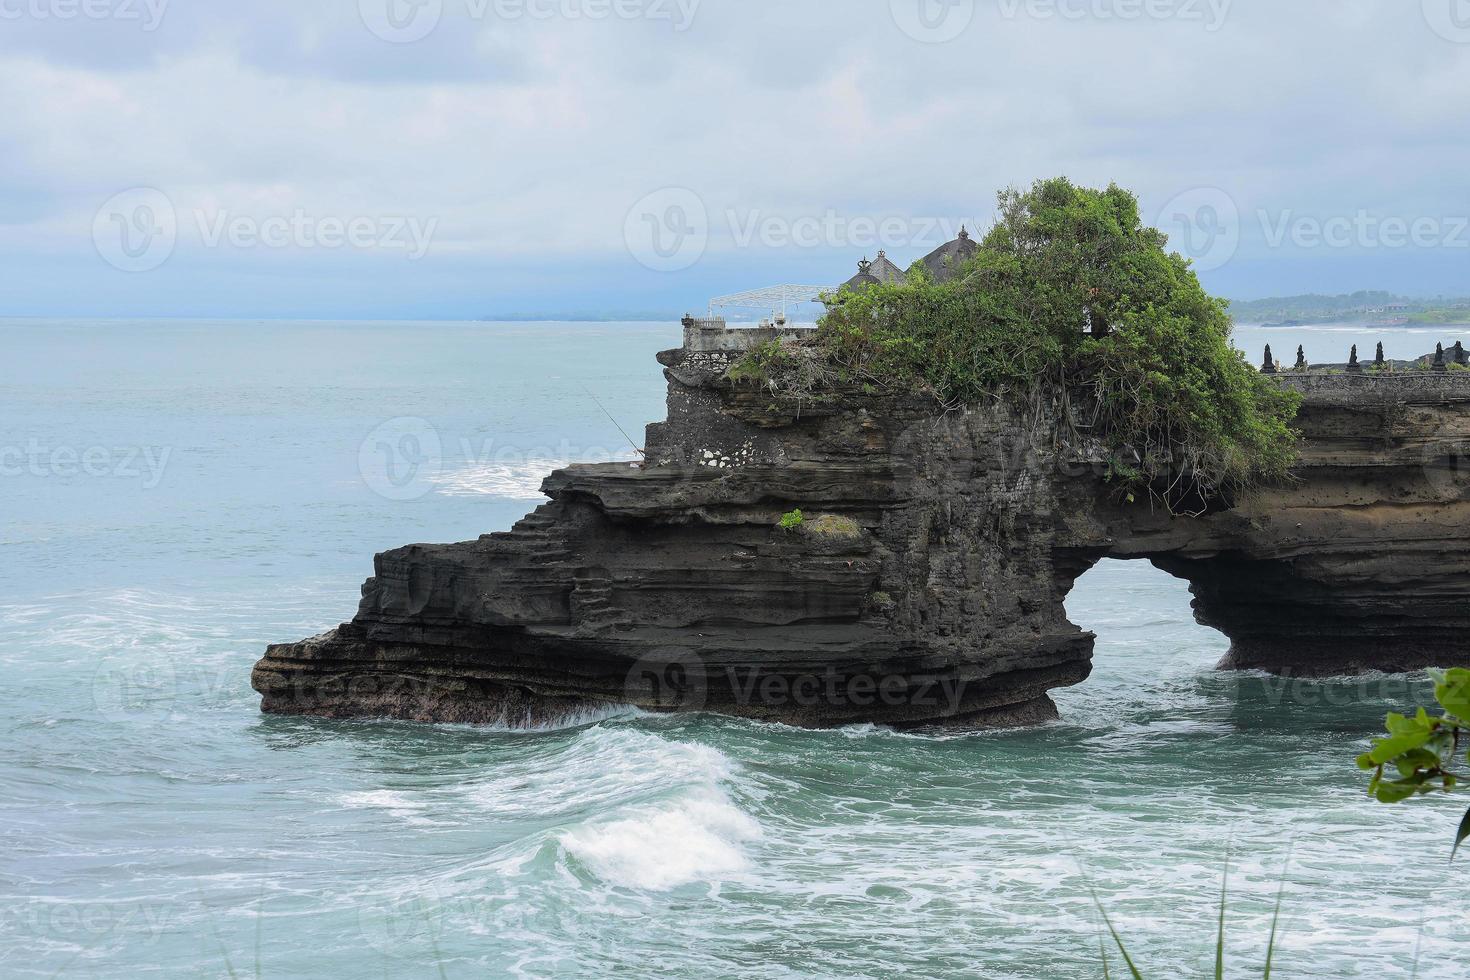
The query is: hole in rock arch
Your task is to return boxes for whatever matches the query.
[1055,558,1230,720]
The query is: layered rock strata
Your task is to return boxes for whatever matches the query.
[253,330,1470,727]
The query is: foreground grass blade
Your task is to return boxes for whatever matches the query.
[1215,860,1229,980]
[1262,844,1294,980]
[1090,888,1146,980]
[1262,870,1287,978]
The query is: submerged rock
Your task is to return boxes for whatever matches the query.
[253,329,1470,728]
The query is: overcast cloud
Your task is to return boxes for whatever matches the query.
[2,0,1468,318]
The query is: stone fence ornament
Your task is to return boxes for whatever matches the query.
[1376,342,1386,368]
[1435,344,1448,373]
[1347,345,1362,373]
[1261,344,1277,374]
[1456,341,1468,366]
[1294,345,1306,370]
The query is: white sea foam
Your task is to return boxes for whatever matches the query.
[338,790,427,818]
[430,459,567,499]
[431,456,641,499]
[559,786,762,891]
[461,727,734,819]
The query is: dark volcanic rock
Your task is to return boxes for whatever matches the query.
[253,338,1470,727]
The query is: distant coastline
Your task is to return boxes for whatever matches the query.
[1229,290,1470,329]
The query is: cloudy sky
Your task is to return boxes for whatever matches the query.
[2,0,1468,319]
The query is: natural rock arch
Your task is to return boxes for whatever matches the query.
[254,322,1470,728]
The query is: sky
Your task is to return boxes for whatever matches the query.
[1,0,1468,319]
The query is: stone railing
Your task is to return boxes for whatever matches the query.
[681,315,815,353]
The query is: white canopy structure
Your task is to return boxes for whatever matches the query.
[707,284,834,320]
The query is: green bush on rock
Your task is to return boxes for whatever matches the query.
[747,178,1301,509]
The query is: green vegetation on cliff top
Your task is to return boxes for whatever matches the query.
[741,178,1302,509]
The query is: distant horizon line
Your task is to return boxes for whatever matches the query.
[4,289,1469,324]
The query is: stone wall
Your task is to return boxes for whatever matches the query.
[681,315,814,353]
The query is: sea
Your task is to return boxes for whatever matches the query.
[3,318,1469,978]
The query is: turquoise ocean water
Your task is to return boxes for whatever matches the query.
[3,318,1469,978]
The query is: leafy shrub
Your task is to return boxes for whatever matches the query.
[778,509,804,530]
[1357,667,1470,857]
[726,340,793,389]
[788,178,1302,508]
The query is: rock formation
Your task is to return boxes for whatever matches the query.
[252,320,1470,728]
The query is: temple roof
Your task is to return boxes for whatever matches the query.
[918,226,977,283]
[833,232,978,299]
[842,264,882,292]
[868,250,906,284]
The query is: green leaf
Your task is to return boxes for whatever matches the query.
[1394,748,1442,778]
[1434,669,1470,722]
[1367,732,1434,766]
[1454,806,1470,861]
[1366,712,1436,765]
[1374,775,1430,804]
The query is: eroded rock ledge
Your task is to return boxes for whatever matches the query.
[252,325,1470,728]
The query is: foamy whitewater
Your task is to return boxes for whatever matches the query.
[3,319,1469,977]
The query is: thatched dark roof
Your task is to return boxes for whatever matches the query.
[919,226,977,283]
[841,257,882,291]
[868,250,906,284]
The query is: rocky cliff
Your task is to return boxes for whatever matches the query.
[252,325,1470,728]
